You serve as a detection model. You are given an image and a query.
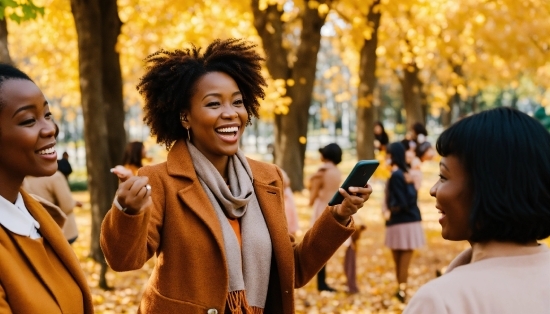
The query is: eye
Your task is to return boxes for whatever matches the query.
[438,174,447,182]
[19,118,36,126]
[206,101,220,107]
[233,99,243,106]
[45,112,53,119]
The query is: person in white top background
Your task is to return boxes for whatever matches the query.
[404,107,550,314]
[0,63,93,313]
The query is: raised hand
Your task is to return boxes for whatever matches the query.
[111,165,152,215]
[331,185,373,225]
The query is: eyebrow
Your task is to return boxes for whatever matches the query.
[439,161,449,171]
[12,101,49,118]
[201,91,241,101]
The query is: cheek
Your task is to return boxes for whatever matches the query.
[238,108,248,123]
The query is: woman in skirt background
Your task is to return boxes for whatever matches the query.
[383,142,426,303]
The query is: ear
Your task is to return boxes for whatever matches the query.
[180,111,190,128]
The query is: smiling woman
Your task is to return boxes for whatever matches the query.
[404,107,550,314]
[0,63,93,313]
[101,38,374,314]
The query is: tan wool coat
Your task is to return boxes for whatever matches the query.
[23,171,79,241]
[0,190,94,314]
[101,140,355,314]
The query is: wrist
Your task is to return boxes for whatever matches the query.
[330,205,351,226]
[113,195,140,215]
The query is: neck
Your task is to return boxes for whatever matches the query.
[470,240,539,263]
[0,177,23,204]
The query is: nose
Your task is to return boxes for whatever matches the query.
[221,103,238,119]
[429,181,438,197]
[41,120,57,138]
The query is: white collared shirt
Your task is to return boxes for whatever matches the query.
[0,193,41,239]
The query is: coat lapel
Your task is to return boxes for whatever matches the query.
[19,190,93,313]
[168,140,226,256]
[249,160,294,293]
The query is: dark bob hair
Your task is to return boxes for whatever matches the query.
[319,143,342,165]
[137,38,266,150]
[436,107,550,243]
[387,142,408,172]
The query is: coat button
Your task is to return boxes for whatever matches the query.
[207,309,218,314]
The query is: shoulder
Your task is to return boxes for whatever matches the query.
[390,169,406,182]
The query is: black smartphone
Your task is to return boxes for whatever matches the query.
[328,160,379,206]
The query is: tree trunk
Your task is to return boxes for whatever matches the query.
[356,0,381,161]
[70,0,121,290]
[252,0,328,191]
[399,63,425,129]
[0,18,12,64]
[100,0,126,169]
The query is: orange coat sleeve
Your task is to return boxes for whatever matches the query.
[100,168,164,271]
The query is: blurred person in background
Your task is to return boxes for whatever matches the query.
[281,169,299,237]
[384,142,425,303]
[57,151,73,181]
[374,121,389,154]
[122,141,147,175]
[309,142,343,292]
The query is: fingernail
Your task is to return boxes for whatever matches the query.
[110,168,115,173]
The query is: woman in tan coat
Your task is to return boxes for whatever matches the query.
[101,39,373,313]
[308,142,343,292]
[0,64,93,313]
[404,107,550,313]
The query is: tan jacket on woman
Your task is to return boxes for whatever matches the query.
[101,140,355,314]
[0,190,93,313]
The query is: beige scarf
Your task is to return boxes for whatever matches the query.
[187,140,272,313]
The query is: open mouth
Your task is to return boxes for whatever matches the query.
[37,147,56,155]
[216,126,239,138]
[437,208,446,220]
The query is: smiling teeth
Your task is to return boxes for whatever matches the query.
[38,147,55,155]
[217,127,238,133]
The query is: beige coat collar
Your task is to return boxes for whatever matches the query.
[447,241,549,273]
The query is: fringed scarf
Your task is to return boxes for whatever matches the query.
[187,141,272,313]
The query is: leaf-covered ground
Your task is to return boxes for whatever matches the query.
[68,157,512,313]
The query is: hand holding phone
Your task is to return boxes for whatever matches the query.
[328,160,379,206]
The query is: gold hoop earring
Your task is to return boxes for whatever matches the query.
[186,127,191,142]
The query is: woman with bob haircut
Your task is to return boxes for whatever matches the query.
[404,107,550,313]
[101,38,373,313]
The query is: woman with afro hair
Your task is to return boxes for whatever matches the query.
[101,38,373,313]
